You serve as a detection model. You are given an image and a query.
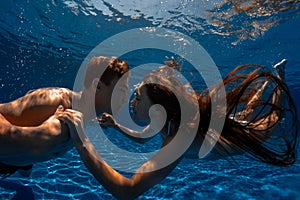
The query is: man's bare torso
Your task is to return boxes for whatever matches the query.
[0,87,75,166]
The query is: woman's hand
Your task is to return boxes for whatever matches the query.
[55,105,85,142]
[98,113,117,128]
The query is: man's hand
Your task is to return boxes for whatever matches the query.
[55,105,85,142]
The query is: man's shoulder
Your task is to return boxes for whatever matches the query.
[25,87,73,96]
[21,87,75,108]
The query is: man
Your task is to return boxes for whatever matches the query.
[0,56,129,177]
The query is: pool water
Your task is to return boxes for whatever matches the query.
[1,0,300,199]
[1,146,300,199]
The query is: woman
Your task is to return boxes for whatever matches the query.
[58,59,298,199]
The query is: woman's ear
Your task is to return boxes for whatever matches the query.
[149,104,167,132]
[92,78,100,91]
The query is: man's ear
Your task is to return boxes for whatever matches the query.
[92,78,101,91]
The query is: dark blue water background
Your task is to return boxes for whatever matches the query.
[0,0,299,199]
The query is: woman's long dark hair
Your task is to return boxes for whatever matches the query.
[199,64,298,166]
[144,84,181,128]
[144,64,298,166]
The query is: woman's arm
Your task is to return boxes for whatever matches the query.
[99,113,160,144]
[59,109,182,200]
[76,136,180,199]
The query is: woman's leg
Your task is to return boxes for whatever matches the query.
[231,59,287,129]
[249,59,287,130]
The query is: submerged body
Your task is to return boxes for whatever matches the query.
[58,59,298,199]
[0,56,130,176]
[0,87,74,166]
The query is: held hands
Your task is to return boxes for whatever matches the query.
[54,105,85,141]
[98,112,117,128]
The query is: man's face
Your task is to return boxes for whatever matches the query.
[111,73,130,114]
[95,73,130,115]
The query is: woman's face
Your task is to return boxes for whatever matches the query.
[131,85,153,122]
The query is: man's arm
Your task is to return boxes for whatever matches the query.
[0,109,68,163]
[0,88,73,126]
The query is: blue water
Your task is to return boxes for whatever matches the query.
[1,0,300,199]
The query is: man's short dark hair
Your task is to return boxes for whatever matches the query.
[84,56,129,88]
